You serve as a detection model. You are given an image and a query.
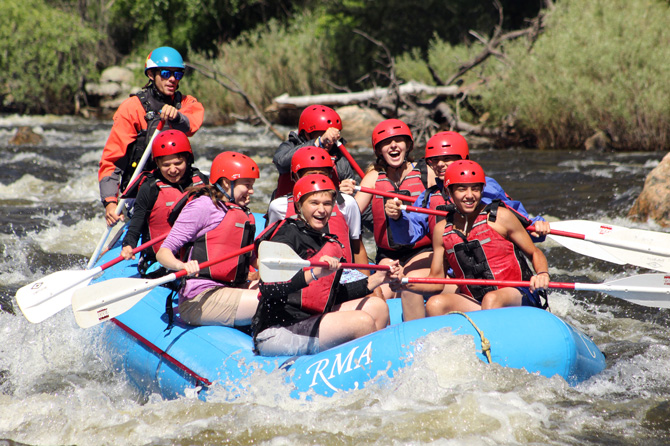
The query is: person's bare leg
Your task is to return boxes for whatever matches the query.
[426,292,481,316]
[480,288,523,310]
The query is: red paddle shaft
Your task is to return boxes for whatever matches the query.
[99,233,168,270]
[307,261,390,272]
[403,277,574,290]
[172,245,254,280]
[355,186,416,202]
[337,142,366,178]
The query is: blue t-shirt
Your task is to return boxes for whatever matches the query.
[388,177,546,244]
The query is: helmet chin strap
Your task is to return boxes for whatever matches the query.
[215,182,235,204]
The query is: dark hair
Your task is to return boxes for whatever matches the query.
[371,136,414,172]
[185,181,229,210]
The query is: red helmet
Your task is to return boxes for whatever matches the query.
[210,151,260,184]
[293,174,336,203]
[371,119,413,150]
[425,131,469,160]
[298,105,342,134]
[291,146,334,175]
[445,160,486,188]
[152,130,193,159]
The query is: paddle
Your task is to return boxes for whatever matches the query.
[353,186,415,202]
[86,121,166,269]
[259,241,390,283]
[16,233,168,324]
[336,141,366,178]
[393,202,670,273]
[538,220,670,273]
[71,244,254,328]
[402,274,670,308]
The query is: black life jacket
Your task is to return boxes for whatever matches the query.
[117,87,183,191]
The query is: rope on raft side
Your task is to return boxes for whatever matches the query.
[446,311,493,364]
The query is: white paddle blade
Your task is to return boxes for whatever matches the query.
[16,269,100,323]
[258,241,311,283]
[551,220,670,272]
[71,277,155,328]
[576,273,670,308]
[547,234,626,265]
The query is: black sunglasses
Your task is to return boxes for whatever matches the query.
[158,69,185,80]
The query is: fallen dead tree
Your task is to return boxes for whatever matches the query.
[269,0,551,147]
[272,81,460,108]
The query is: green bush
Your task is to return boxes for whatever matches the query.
[0,0,102,114]
[480,0,670,150]
[187,13,334,123]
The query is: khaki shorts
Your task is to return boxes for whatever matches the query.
[179,286,255,327]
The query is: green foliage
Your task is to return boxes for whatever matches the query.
[480,0,670,149]
[108,0,308,57]
[319,0,541,87]
[187,13,332,122]
[0,0,102,113]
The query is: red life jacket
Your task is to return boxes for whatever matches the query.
[442,201,533,300]
[372,165,431,250]
[188,202,256,285]
[256,217,345,314]
[421,185,451,237]
[147,173,205,253]
[285,231,344,314]
[284,193,353,262]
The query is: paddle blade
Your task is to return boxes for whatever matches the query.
[585,273,670,308]
[258,241,310,282]
[547,234,626,265]
[16,269,98,323]
[551,220,670,272]
[71,277,155,328]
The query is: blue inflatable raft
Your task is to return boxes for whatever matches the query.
[96,215,606,400]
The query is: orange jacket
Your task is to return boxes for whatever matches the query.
[98,92,204,203]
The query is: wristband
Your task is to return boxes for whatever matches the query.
[536,271,549,276]
[310,269,318,281]
[317,136,322,148]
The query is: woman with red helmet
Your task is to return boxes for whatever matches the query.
[252,174,399,356]
[413,160,550,314]
[119,130,207,275]
[385,130,550,246]
[272,104,359,198]
[155,152,261,328]
[353,118,433,315]
[98,46,204,227]
[266,146,370,266]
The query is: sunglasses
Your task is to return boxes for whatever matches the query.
[158,69,185,80]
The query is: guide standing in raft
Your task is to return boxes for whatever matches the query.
[98,46,204,226]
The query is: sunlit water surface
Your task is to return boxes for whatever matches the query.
[1,115,669,445]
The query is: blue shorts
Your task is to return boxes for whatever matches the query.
[516,287,545,308]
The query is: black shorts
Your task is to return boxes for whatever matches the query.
[376,245,433,267]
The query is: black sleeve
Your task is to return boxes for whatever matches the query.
[273,133,315,175]
[259,270,307,300]
[334,155,357,181]
[333,278,371,305]
[121,182,156,248]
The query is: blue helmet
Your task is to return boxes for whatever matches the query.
[144,47,184,76]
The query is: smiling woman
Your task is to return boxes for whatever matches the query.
[252,174,400,357]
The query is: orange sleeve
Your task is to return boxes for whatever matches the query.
[179,95,205,136]
[98,97,146,182]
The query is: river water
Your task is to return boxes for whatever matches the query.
[1,115,669,445]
